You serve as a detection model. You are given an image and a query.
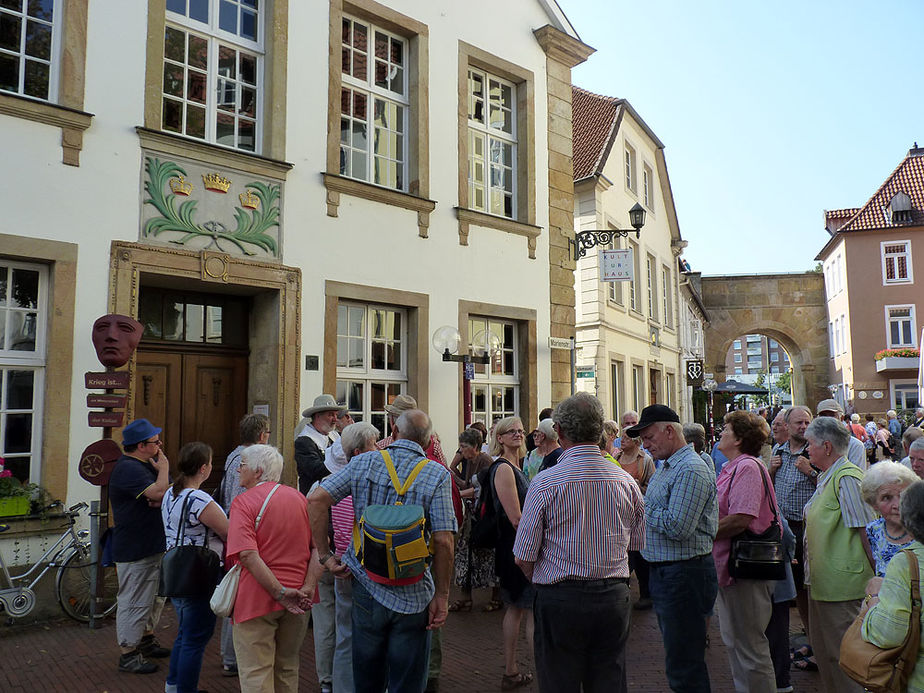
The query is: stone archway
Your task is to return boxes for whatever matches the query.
[700,272,829,410]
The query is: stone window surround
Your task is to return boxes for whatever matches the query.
[0,233,77,508]
[107,241,302,485]
[0,0,92,166]
[456,41,539,258]
[456,300,536,432]
[323,281,429,414]
[143,0,289,162]
[323,0,433,238]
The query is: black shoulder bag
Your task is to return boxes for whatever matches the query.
[159,491,223,598]
[728,460,786,581]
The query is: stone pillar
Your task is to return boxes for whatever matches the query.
[534,26,594,406]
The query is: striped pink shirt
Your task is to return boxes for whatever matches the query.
[513,444,646,584]
[330,496,354,556]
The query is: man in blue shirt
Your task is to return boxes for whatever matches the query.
[309,409,456,693]
[628,405,718,692]
[109,418,171,674]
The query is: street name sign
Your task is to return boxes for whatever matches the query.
[549,337,573,350]
[576,367,595,379]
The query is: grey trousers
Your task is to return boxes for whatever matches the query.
[808,593,865,693]
[716,580,776,693]
[115,553,163,649]
[312,570,336,688]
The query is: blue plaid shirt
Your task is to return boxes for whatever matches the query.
[321,439,457,614]
[641,444,718,563]
[773,439,815,522]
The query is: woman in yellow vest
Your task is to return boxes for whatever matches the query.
[802,416,877,691]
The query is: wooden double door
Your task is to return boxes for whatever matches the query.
[134,350,247,490]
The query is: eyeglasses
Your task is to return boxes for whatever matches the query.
[144,439,163,447]
[503,429,526,436]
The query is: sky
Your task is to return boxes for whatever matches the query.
[559,0,924,275]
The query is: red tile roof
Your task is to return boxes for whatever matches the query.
[825,208,860,220]
[572,86,624,181]
[838,149,924,231]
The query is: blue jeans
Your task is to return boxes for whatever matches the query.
[533,579,631,693]
[649,554,718,693]
[351,580,430,693]
[166,596,217,693]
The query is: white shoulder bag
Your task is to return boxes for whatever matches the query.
[210,483,281,617]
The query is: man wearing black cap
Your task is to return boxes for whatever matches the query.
[626,404,718,692]
[109,418,171,674]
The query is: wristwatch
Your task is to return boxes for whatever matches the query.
[809,469,819,479]
[318,550,335,565]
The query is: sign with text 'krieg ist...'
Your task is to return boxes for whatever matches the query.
[600,249,633,282]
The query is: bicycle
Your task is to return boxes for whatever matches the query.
[0,501,118,622]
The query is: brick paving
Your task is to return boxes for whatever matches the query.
[0,585,823,692]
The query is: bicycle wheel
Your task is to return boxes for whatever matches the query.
[56,545,119,622]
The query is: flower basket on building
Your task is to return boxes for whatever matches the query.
[0,457,52,519]
[874,348,920,373]
[0,496,30,517]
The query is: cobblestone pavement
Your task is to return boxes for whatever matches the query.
[0,586,822,692]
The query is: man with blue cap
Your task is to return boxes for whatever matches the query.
[109,418,171,674]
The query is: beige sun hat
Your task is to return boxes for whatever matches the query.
[384,393,417,416]
[302,393,347,418]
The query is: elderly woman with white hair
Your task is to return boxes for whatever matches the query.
[226,445,315,693]
[523,418,561,481]
[910,437,924,480]
[860,480,924,691]
[861,460,920,577]
[802,417,877,691]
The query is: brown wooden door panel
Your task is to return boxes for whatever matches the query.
[183,354,247,490]
[134,352,183,466]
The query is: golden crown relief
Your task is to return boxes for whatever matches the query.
[202,172,232,193]
[239,189,260,209]
[168,175,193,195]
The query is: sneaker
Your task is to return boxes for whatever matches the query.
[139,634,171,658]
[776,687,794,693]
[633,597,653,610]
[222,664,239,677]
[118,650,159,674]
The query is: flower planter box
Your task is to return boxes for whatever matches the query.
[0,496,30,517]
[875,356,919,373]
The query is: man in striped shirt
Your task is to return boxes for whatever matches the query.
[628,404,718,693]
[513,392,645,693]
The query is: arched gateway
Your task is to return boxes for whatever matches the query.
[700,272,830,410]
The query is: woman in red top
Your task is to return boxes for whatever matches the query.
[226,445,315,693]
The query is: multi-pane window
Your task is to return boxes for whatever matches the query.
[624,144,637,193]
[163,0,262,152]
[632,365,643,411]
[628,241,640,312]
[882,241,912,284]
[138,289,248,347]
[661,265,671,328]
[886,305,916,348]
[734,353,742,363]
[468,68,517,218]
[611,361,623,419]
[893,382,919,410]
[647,254,658,321]
[336,302,406,438]
[469,317,517,424]
[340,16,407,190]
[0,0,56,100]
[643,164,653,208]
[0,261,47,484]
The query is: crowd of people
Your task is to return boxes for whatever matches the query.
[103,394,924,693]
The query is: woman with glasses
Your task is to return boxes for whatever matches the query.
[483,416,533,690]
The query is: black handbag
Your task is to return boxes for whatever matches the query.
[728,460,786,581]
[159,491,223,598]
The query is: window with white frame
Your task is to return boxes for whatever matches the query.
[834,253,843,293]
[882,241,912,284]
[665,372,675,409]
[0,260,47,484]
[829,321,834,356]
[0,0,58,101]
[886,305,916,348]
[335,302,406,438]
[734,367,742,375]
[611,361,624,419]
[340,15,408,190]
[632,364,643,411]
[647,254,658,321]
[892,381,920,410]
[163,0,262,152]
[643,163,653,208]
[628,240,640,312]
[839,315,847,354]
[467,68,517,218]
[734,353,742,363]
[624,143,637,193]
[661,265,672,328]
[469,316,518,424]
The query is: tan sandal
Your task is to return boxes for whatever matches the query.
[482,599,503,612]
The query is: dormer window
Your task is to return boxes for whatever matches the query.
[888,192,913,224]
